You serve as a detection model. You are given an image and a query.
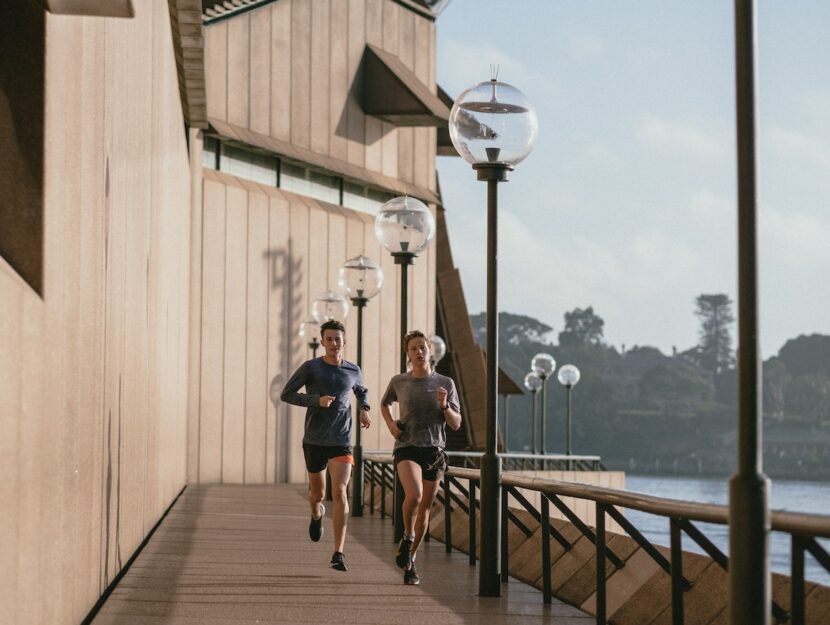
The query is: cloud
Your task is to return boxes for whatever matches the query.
[639,114,728,161]
[762,207,830,265]
[766,126,830,171]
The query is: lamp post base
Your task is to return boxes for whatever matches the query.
[478,451,502,596]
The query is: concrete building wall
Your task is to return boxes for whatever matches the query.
[188,167,436,484]
[0,2,191,623]
[204,0,438,192]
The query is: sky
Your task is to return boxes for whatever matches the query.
[434,1,830,358]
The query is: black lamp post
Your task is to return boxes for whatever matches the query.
[299,319,320,357]
[375,195,435,541]
[449,73,537,597]
[523,371,542,455]
[557,364,580,469]
[531,353,555,455]
[339,255,384,517]
[730,2,770,623]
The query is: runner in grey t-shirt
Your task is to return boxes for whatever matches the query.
[381,330,462,585]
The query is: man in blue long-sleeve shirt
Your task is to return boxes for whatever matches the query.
[280,319,370,572]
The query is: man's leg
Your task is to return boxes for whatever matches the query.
[308,469,326,518]
[396,460,423,537]
[411,478,440,557]
[327,460,352,554]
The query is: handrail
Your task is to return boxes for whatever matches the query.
[362,452,830,625]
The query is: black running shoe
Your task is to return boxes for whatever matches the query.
[403,563,419,585]
[309,503,325,542]
[331,551,347,572]
[395,538,413,569]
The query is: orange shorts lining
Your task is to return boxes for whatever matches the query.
[330,454,354,465]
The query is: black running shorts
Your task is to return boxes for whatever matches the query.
[393,446,447,481]
[303,444,354,474]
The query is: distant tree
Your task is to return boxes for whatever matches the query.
[639,362,715,403]
[470,311,554,346]
[786,373,830,424]
[777,334,830,378]
[763,358,790,419]
[694,294,735,375]
[558,306,604,348]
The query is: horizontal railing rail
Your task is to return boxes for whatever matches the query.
[363,452,830,625]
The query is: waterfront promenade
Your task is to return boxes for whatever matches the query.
[89,484,592,624]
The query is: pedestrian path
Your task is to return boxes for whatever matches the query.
[91,484,593,624]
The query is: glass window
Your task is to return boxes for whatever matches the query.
[202,137,218,169]
[280,162,341,205]
[219,143,276,185]
[343,182,394,215]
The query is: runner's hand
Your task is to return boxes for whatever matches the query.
[437,387,448,410]
[388,420,402,439]
[359,408,371,428]
[319,395,335,408]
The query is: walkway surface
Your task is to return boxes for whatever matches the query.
[92,484,593,624]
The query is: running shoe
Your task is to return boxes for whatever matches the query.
[395,537,413,569]
[309,503,325,542]
[331,551,347,572]
[403,563,419,585]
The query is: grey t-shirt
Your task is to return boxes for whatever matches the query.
[381,371,460,450]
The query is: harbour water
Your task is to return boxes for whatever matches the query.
[625,475,830,586]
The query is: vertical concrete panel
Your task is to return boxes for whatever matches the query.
[249,8,272,136]
[205,21,228,121]
[266,194,291,482]
[397,9,415,184]
[245,192,270,483]
[346,0,366,167]
[188,138,205,485]
[227,15,251,128]
[287,195,311,483]
[0,271,21,622]
[223,185,249,483]
[380,1,399,178]
[310,0,331,155]
[270,1,292,142]
[360,219,386,450]
[200,181,227,483]
[364,0,383,172]
[413,16,430,190]
[327,207,347,296]
[290,0,311,149]
[329,0,348,162]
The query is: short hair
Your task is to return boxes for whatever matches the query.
[320,319,346,337]
[403,329,429,351]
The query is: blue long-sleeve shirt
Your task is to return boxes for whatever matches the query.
[280,357,370,446]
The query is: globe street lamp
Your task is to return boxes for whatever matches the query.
[531,353,556,455]
[312,290,349,324]
[429,334,447,368]
[376,195,435,542]
[375,196,436,373]
[449,73,537,596]
[299,318,320,357]
[339,255,384,517]
[523,371,542,455]
[557,364,581,465]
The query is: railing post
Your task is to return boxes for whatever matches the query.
[596,503,607,625]
[670,518,685,625]
[380,464,387,519]
[501,485,509,583]
[541,495,552,604]
[444,473,452,554]
[469,479,477,566]
[791,535,805,625]
[368,461,375,514]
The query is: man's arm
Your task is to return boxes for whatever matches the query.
[280,362,320,407]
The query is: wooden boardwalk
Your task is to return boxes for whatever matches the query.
[92,484,592,624]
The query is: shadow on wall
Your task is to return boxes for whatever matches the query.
[264,237,306,483]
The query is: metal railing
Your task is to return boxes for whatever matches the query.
[446,450,607,472]
[362,452,830,625]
